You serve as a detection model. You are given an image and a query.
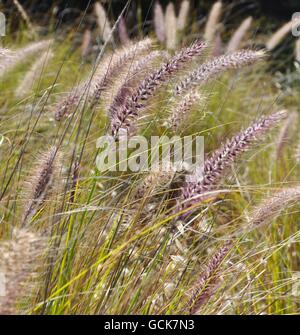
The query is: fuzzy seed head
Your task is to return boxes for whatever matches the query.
[165,2,177,50]
[175,49,265,96]
[250,186,300,227]
[22,146,60,225]
[154,1,166,43]
[187,242,232,314]
[266,20,296,51]
[118,17,130,45]
[168,90,204,132]
[54,38,152,120]
[111,40,207,138]
[204,1,223,42]
[177,0,190,31]
[94,1,113,43]
[227,16,253,53]
[0,229,45,314]
[179,110,287,215]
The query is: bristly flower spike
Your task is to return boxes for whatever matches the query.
[111,40,207,138]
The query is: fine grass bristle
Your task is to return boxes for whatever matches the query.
[16,49,53,98]
[167,90,204,132]
[0,40,52,79]
[275,111,297,160]
[107,50,164,121]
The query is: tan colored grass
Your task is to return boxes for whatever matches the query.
[0,229,44,315]
[265,17,300,50]
[204,1,222,42]
[227,16,252,53]
[94,1,113,43]
[177,0,190,31]
[250,186,300,227]
[16,49,53,98]
[165,2,177,50]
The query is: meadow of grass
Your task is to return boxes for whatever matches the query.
[0,1,299,315]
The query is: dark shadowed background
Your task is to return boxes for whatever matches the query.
[1,0,300,26]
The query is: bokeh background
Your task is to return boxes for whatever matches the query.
[1,1,300,28]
